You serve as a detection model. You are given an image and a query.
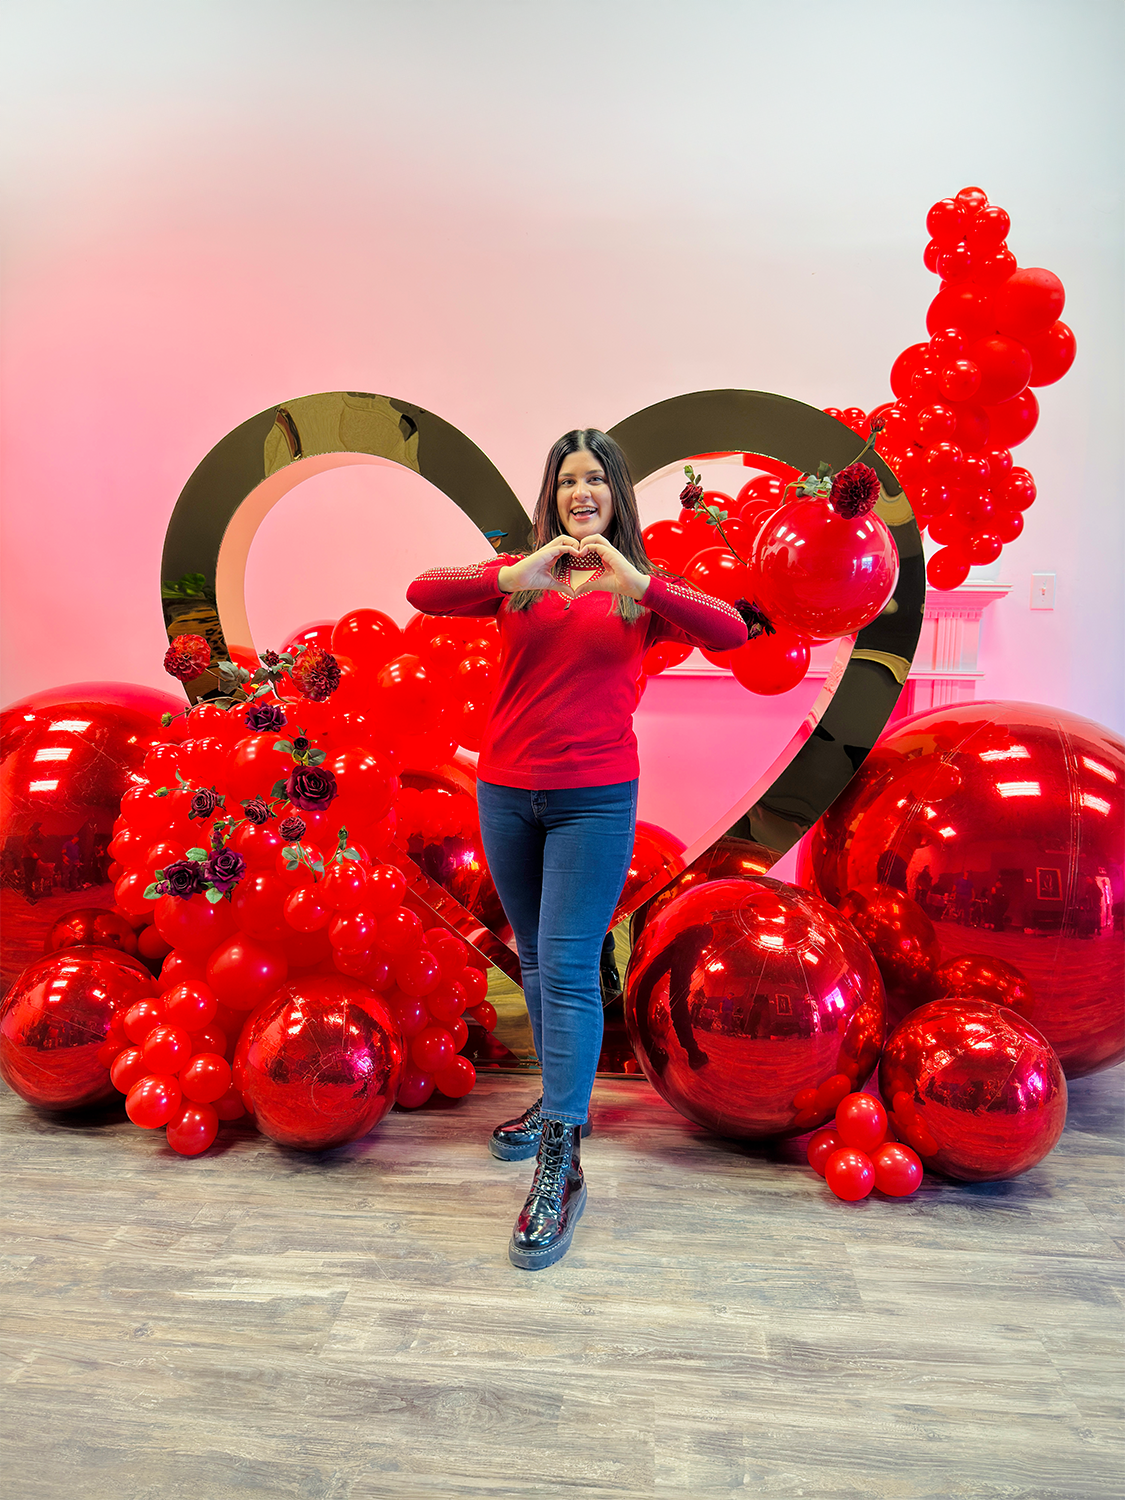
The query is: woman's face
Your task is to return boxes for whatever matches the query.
[556,449,615,543]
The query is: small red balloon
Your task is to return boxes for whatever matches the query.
[166,1101,219,1155]
[824,1147,876,1201]
[110,1046,148,1095]
[834,1092,889,1154]
[396,1065,435,1109]
[124,998,165,1044]
[872,1141,923,1197]
[806,1126,843,1177]
[142,1024,192,1074]
[434,1055,476,1098]
[180,1051,232,1104]
[162,980,217,1030]
[126,1073,182,1129]
[411,1024,454,1073]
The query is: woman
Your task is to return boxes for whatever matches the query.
[406,428,748,1269]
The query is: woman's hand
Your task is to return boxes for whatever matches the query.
[566,534,651,601]
[497,536,581,595]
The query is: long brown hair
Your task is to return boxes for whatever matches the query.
[507,428,655,623]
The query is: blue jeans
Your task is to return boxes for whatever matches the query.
[476,778,638,1126]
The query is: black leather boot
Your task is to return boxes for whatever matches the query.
[489,1095,591,1161]
[508,1119,586,1270]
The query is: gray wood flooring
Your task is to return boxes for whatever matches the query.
[2,1064,1122,1499]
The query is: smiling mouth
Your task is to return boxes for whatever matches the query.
[571,508,597,517]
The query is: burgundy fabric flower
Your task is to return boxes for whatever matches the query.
[202,845,245,896]
[189,787,222,820]
[734,599,777,639]
[244,700,287,733]
[242,797,272,825]
[261,650,281,667]
[279,816,306,841]
[163,634,211,682]
[292,736,310,756]
[290,646,341,702]
[156,859,206,899]
[829,462,881,519]
[679,481,703,509]
[285,765,337,812]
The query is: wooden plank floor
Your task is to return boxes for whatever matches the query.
[2,1065,1122,1500]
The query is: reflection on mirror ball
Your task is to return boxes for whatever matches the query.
[1,683,184,994]
[233,976,404,1150]
[629,836,776,946]
[625,877,885,1139]
[838,883,941,1028]
[803,701,1124,1077]
[879,998,1067,1182]
[0,946,155,1109]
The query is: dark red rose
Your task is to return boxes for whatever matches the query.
[189,787,223,820]
[244,700,287,733]
[733,599,776,639]
[829,462,881,519]
[202,845,246,896]
[163,634,211,682]
[285,765,337,812]
[242,797,272,825]
[679,482,703,509]
[279,816,306,841]
[157,859,206,899]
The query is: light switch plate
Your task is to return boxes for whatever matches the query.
[1031,573,1055,609]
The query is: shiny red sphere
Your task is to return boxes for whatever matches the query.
[752,499,899,639]
[233,976,404,1149]
[871,1141,923,1197]
[625,877,886,1139]
[44,907,139,958]
[801,701,1124,1077]
[824,1147,875,1200]
[0,946,154,1109]
[838,883,942,1028]
[835,1092,889,1153]
[879,999,1067,1181]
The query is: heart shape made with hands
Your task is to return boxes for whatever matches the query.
[552,548,607,590]
[162,388,924,982]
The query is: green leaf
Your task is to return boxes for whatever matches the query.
[153,868,165,880]
[205,887,223,904]
[308,856,325,874]
[274,739,294,754]
[271,777,288,799]
[279,653,295,666]
[218,660,239,677]
[307,748,326,766]
[237,667,251,683]
[186,847,208,862]
[342,848,360,862]
[284,853,300,870]
[143,883,161,901]
[175,769,187,785]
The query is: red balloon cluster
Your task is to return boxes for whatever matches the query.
[642,470,897,697]
[873,186,1075,590]
[806,1090,923,1201]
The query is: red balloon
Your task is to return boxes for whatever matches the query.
[213,1084,246,1121]
[751,501,898,640]
[378,906,424,954]
[460,966,488,1006]
[626,878,885,1138]
[166,1101,219,1155]
[123,997,165,1043]
[396,1065,435,1109]
[426,980,468,1027]
[925,198,967,248]
[233,976,404,1147]
[800,701,1124,1078]
[366,864,407,916]
[999,468,1037,510]
[284,884,331,932]
[643,641,693,676]
[926,547,971,592]
[994,268,1065,341]
[880,1000,1067,1181]
[966,336,1032,406]
[206,933,288,1011]
[871,1142,923,1196]
[328,909,379,954]
[955,185,989,214]
[44,907,139,958]
[806,1126,843,1176]
[232,871,289,942]
[110,1045,148,1094]
[375,654,444,734]
[411,1024,454,1073]
[153,892,238,957]
[467,999,497,1032]
[331,609,403,675]
[318,859,370,913]
[936,360,981,403]
[914,403,958,444]
[395,948,441,997]
[824,1147,875,1201]
[180,1051,232,1104]
[835,1092,889,1154]
[434,1054,476,1098]
[965,204,1010,248]
[327,747,396,825]
[728,629,810,696]
[983,389,1039,448]
[966,531,1003,566]
[992,509,1024,544]
[972,245,1017,286]
[142,1024,192,1074]
[227,819,284,872]
[126,1073,182,1128]
[1023,321,1076,387]
[950,403,990,454]
[225,733,292,806]
[936,243,973,283]
[926,284,996,343]
[162,979,217,1030]
[935,953,1035,1022]
[683,548,753,608]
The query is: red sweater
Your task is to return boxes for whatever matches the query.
[406,556,748,790]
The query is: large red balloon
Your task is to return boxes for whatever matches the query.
[610,821,687,928]
[982,389,1039,448]
[1023,321,1076,387]
[965,336,1032,407]
[993,268,1065,342]
[837,884,941,1028]
[800,701,1124,1077]
[330,609,403,675]
[233,976,404,1148]
[926,284,996,343]
[625,877,886,1139]
[206,932,288,1011]
[1,682,184,992]
[728,629,811,696]
[1,946,154,1108]
[751,500,899,640]
[879,999,1066,1181]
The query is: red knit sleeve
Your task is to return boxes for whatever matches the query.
[642,574,749,652]
[406,556,515,618]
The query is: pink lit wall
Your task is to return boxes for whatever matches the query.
[3,0,1123,818]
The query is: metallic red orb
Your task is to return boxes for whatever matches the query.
[44,907,139,958]
[0,946,155,1109]
[802,701,1124,1077]
[751,499,899,639]
[1,682,184,993]
[611,821,687,927]
[838,883,941,1028]
[233,976,404,1149]
[625,877,885,1139]
[934,952,1035,1021]
[629,836,777,945]
[879,998,1067,1181]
